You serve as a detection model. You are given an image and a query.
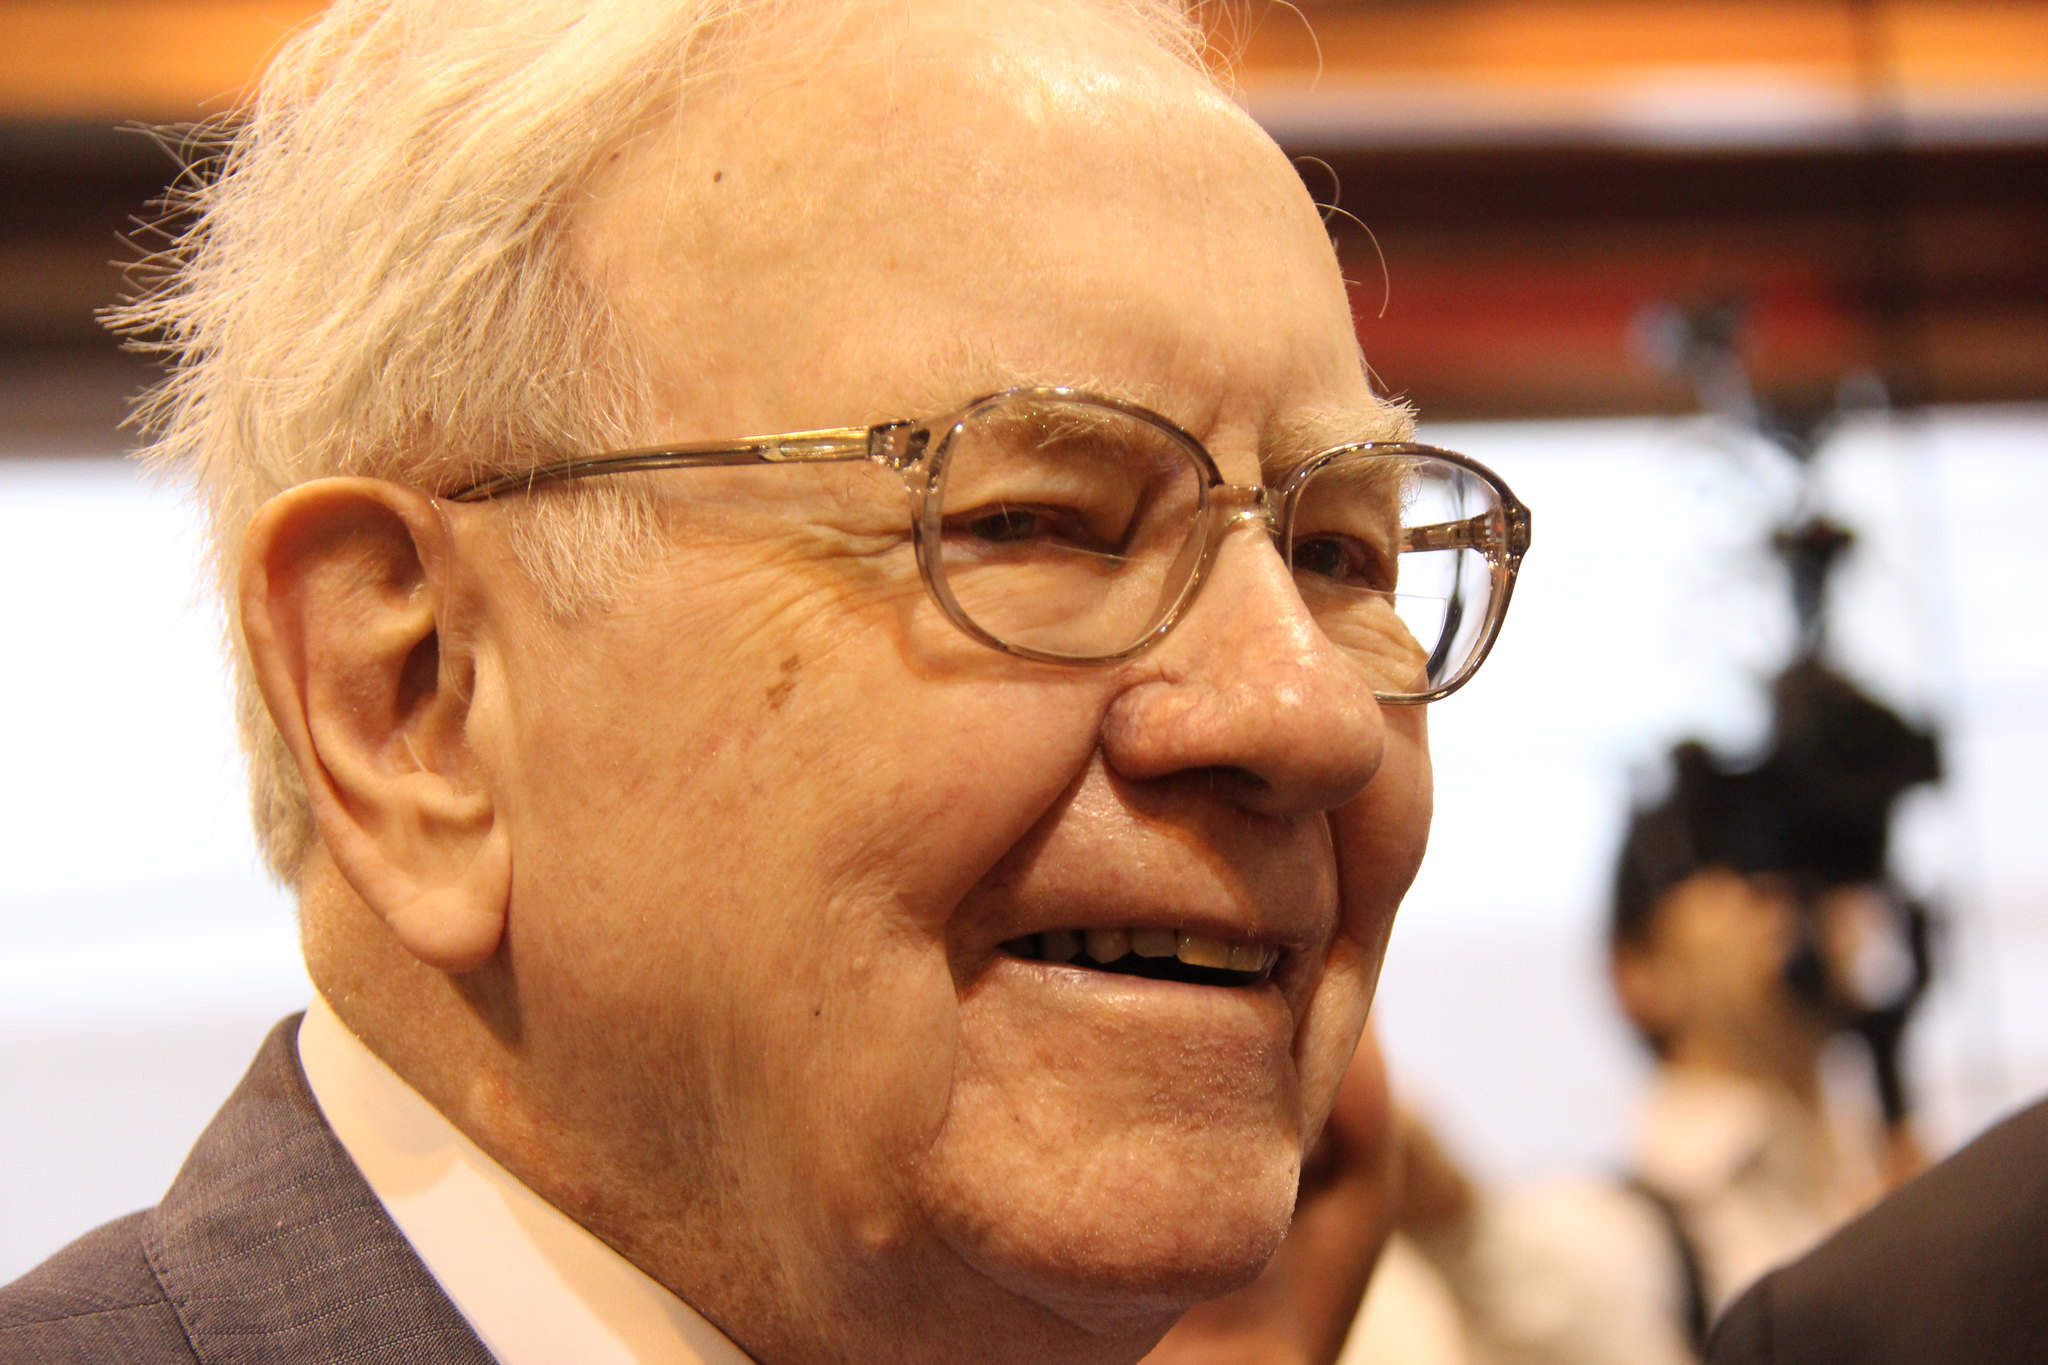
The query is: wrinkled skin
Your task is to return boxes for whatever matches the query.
[1142,1029,1404,1365]
[248,3,1432,1363]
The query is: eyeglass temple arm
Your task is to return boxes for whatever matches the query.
[1400,504,1533,559]
[442,423,915,501]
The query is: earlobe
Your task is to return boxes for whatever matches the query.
[383,820,512,972]
[240,478,511,974]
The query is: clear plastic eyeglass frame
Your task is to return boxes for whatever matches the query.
[443,386,1532,702]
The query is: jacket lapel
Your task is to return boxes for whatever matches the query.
[141,1016,497,1365]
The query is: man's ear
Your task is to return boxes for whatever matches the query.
[241,478,510,972]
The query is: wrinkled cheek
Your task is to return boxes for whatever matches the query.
[1332,713,1432,953]
[597,940,974,1308]
[812,1063,964,1261]
[1288,934,1380,1148]
[1294,716,1431,1139]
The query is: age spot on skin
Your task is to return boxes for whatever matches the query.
[767,652,802,711]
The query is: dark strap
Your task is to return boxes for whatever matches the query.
[1623,1174,1712,1360]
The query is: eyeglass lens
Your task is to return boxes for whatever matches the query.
[925,394,1506,697]
[1290,452,1503,697]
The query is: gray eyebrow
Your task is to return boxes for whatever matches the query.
[902,340,1417,480]
[1261,401,1417,484]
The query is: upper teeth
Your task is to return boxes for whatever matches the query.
[1009,928,1279,975]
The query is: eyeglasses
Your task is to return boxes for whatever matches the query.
[444,387,1531,702]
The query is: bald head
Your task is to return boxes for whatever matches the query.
[575,0,1382,450]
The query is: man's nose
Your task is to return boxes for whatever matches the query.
[1098,525,1388,818]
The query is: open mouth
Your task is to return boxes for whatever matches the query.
[1001,927,1281,988]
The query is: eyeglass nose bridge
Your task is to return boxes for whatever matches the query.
[1209,483,1280,541]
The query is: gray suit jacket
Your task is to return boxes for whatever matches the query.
[1708,1094,2048,1364]
[0,1016,495,1364]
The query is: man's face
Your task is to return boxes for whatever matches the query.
[452,2,1430,1357]
[1620,869,1846,1069]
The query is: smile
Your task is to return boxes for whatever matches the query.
[1000,927,1282,987]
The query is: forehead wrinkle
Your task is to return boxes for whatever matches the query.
[896,341,1178,423]
[902,338,1328,424]
[588,1,1379,470]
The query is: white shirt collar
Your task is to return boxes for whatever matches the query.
[297,995,754,1365]
[1634,1066,1849,1204]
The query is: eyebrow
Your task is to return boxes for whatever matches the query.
[1261,402,1417,484]
[909,346,1419,483]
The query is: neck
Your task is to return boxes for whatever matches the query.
[1662,1029,1827,1111]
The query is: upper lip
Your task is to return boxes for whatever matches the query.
[1014,915,1300,950]
[998,895,1319,945]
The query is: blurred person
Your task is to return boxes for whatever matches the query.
[1689,607,2039,1365]
[0,1,1533,1363]
[1344,663,1936,1365]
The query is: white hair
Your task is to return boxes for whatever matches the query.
[109,0,1213,882]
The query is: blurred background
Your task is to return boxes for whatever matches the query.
[2,0,2045,1295]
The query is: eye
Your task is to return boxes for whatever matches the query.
[1290,533,1395,592]
[964,506,1054,544]
[947,501,1116,555]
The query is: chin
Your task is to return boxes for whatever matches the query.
[927,1123,1303,1335]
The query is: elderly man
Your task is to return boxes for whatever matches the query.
[1,1,1527,1362]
